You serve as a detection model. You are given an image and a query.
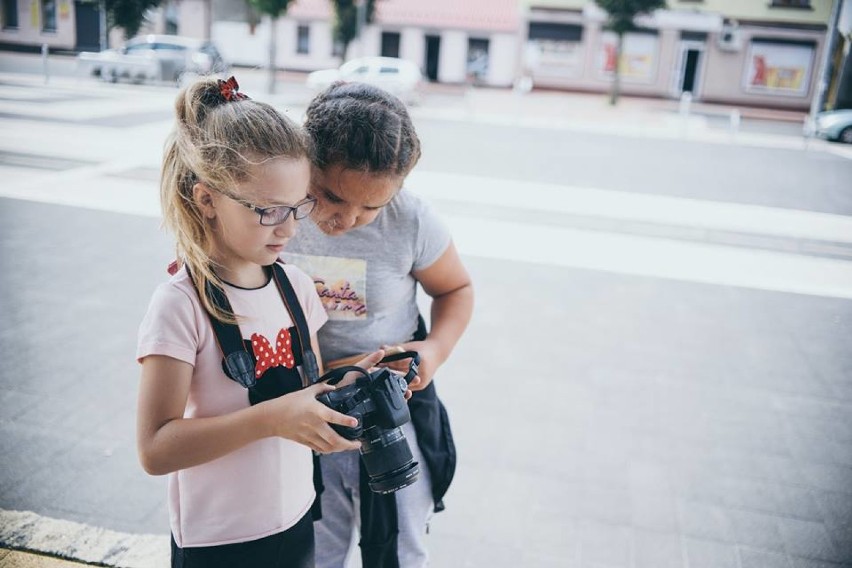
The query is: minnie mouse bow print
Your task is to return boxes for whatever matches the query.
[251,329,296,378]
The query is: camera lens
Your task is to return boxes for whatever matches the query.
[360,426,420,494]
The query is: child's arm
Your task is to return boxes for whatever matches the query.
[136,352,381,476]
[394,240,473,389]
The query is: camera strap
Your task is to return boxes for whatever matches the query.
[319,351,420,391]
[187,262,320,388]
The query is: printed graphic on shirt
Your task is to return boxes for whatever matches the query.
[283,253,367,320]
[251,328,295,379]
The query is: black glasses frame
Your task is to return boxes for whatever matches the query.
[221,192,317,226]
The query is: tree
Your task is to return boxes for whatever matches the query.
[331,0,377,62]
[594,0,666,105]
[249,0,294,94]
[106,0,163,39]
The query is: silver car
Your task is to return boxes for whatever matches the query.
[804,109,852,144]
[78,35,228,85]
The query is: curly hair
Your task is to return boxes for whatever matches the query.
[303,81,421,177]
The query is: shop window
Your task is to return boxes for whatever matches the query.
[41,0,56,31]
[297,25,310,54]
[2,0,18,29]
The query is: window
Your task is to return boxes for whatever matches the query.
[769,0,812,8]
[381,32,400,58]
[41,0,56,32]
[2,0,18,29]
[297,25,309,55]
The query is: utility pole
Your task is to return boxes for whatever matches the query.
[810,0,844,118]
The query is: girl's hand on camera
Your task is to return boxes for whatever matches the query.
[263,383,361,454]
[379,341,440,392]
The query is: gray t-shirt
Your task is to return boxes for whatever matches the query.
[283,189,451,362]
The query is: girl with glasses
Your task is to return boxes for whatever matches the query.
[282,81,474,568]
[136,77,382,568]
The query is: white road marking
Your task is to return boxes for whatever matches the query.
[1,166,851,299]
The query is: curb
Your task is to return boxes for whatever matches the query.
[0,510,168,568]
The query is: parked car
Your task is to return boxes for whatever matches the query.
[804,109,852,144]
[306,57,423,104]
[77,35,228,85]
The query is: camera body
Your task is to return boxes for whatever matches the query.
[317,360,420,494]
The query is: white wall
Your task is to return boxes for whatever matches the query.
[438,30,467,83]
[211,17,338,70]
[400,27,425,71]
[487,33,518,87]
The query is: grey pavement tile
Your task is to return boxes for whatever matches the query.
[790,558,852,568]
[678,500,734,542]
[812,490,852,535]
[632,529,683,568]
[684,537,740,568]
[800,463,852,495]
[721,477,785,515]
[630,490,679,532]
[773,486,825,522]
[578,484,633,526]
[739,547,794,568]
[577,521,631,567]
[728,509,786,552]
[777,518,843,563]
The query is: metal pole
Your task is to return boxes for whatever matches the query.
[42,43,49,84]
[99,0,107,51]
[809,0,843,118]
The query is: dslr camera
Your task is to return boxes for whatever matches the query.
[316,352,420,494]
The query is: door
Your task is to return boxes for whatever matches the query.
[425,35,440,82]
[74,0,100,52]
[673,41,704,97]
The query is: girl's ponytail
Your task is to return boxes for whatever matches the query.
[160,77,312,323]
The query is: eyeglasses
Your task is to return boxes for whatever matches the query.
[220,192,317,226]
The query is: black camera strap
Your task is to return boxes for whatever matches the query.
[319,351,420,392]
[187,262,320,388]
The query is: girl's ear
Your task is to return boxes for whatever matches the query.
[193,182,217,220]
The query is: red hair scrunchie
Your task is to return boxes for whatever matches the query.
[218,76,250,102]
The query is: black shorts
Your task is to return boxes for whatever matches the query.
[171,511,314,568]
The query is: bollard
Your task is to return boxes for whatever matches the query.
[729,109,741,135]
[42,43,50,84]
[678,91,692,117]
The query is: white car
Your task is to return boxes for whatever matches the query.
[306,57,423,104]
[77,35,228,85]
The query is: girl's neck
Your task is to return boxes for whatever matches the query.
[213,262,269,289]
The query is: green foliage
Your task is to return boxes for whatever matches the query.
[331,0,376,58]
[594,0,666,34]
[249,0,293,19]
[105,0,162,38]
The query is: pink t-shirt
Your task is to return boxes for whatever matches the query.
[136,263,328,548]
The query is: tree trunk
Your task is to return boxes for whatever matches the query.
[609,32,624,106]
[268,15,278,94]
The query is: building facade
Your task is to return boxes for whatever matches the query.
[1,0,79,50]
[523,0,837,110]
[210,0,522,87]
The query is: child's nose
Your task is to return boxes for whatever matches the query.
[274,216,297,238]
